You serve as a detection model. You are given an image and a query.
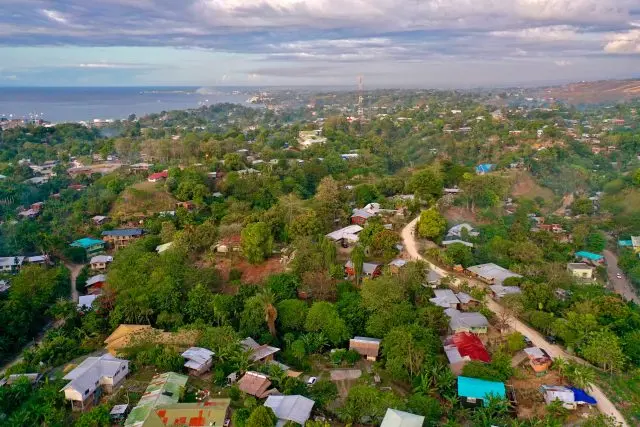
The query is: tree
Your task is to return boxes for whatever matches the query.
[241,222,274,264]
[338,385,403,424]
[276,299,308,333]
[572,197,593,215]
[351,245,365,284]
[585,232,606,253]
[288,210,322,239]
[246,405,277,427]
[406,393,442,423]
[382,324,440,380]
[185,283,215,323]
[75,405,111,427]
[444,243,474,267]
[581,330,626,373]
[265,273,300,301]
[257,289,278,337]
[304,302,349,345]
[308,380,338,409]
[417,209,446,240]
[408,168,443,202]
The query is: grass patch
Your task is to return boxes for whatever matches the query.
[594,370,640,424]
[110,181,177,219]
[601,188,640,215]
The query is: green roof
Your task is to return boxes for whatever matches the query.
[125,372,188,427]
[457,376,506,403]
[70,237,105,249]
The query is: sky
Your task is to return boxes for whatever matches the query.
[0,0,639,87]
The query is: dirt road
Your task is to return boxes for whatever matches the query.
[65,262,83,303]
[401,216,628,427]
[603,250,640,304]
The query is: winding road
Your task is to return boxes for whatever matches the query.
[603,250,639,304]
[401,216,628,427]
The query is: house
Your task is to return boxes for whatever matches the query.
[237,371,273,398]
[349,337,382,361]
[447,223,479,239]
[18,208,40,219]
[0,373,42,387]
[388,259,407,273]
[298,130,327,149]
[214,235,241,253]
[78,294,99,311]
[124,372,188,427]
[90,255,113,270]
[475,164,495,175]
[457,376,506,407]
[574,251,604,265]
[182,347,214,376]
[489,285,522,299]
[442,239,474,248]
[147,170,168,182]
[425,270,444,287]
[85,274,106,294]
[444,332,490,376]
[524,347,552,373]
[155,242,173,254]
[541,385,596,410]
[380,408,424,427]
[110,404,129,424]
[350,209,376,225]
[567,263,595,281]
[326,225,363,246]
[466,263,522,286]
[102,228,145,250]
[70,237,105,257]
[176,201,196,211]
[140,399,230,427]
[61,354,129,411]
[430,289,461,309]
[264,395,315,427]
[631,236,640,253]
[456,292,479,310]
[241,337,280,362]
[345,261,382,279]
[91,215,109,226]
[129,163,153,172]
[0,256,24,273]
[0,280,10,293]
[445,309,488,334]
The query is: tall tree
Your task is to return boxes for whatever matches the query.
[257,289,278,337]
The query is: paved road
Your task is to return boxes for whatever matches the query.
[603,250,640,304]
[401,216,628,427]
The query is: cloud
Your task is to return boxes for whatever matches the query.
[604,29,640,53]
[40,9,69,25]
[77,62,150,69]
[555,59,572,66]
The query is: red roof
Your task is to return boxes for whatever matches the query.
[451,332,490,363]
[148,171,168,180]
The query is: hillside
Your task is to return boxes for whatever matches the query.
[536,79,640,104]
[110,181,177,219]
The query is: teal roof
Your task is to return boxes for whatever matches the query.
[70,237,104,249]
[457,376,506,402]
[619,240,633,247]
[575,251,603,261]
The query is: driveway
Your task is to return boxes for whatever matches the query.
[603,250,639,304]
[401,216,629,427]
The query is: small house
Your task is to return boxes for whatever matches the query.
[456,292,479,310]
[90,255,113,270]
[345,261,382,279]
[574,251,604,265]
[380,409,425,427]
[182,347,215,376]
[489,285,522,299]
[237,371,273,398]
[78,294,99,311]
[444,332,490,376]
[475,164,495,175]
[445,308,488,334]
[447,223,479,239]
[457,376,506,407]
[102,228,144,250]
[85,274,106,294]
[349,337,382,361]
[109,404,129,424]
[70,237,105,257]
[542,385,596,410]
[215,235,241,253]
[326,225,363,247]
[61,354,129,411]
[0,256,24,273]
[388,259,407,273]
[241,337,280,363]
[466,263,522,286]
[176,201,196,211]
[264,395,315,426]
[124,372,188,426]
[524,347,552,373]
[91,215,109,226]
[425,270,444,288]
[155,242,173,254]
[567,263,595,281]
[147,170,168,182]
[430,289,461,309]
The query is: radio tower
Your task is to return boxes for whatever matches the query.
[357,75,364,119]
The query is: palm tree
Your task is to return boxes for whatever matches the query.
[257,289,278,337]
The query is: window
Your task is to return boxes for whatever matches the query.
[84,389,90,396]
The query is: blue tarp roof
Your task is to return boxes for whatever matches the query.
[457,376,506,403]
[569,387,597,405]
[618,240,633,247]
[476,164,495,173]
[70,237,104,248]
[575,251,603,261]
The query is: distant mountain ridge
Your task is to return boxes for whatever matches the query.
[535,79,640,104]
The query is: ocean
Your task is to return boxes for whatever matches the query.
[0,87,253,123]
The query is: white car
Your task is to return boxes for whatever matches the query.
[616,273,623,279]
[307,376,318,386]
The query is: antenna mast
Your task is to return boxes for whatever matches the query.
[357,75,364,119]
